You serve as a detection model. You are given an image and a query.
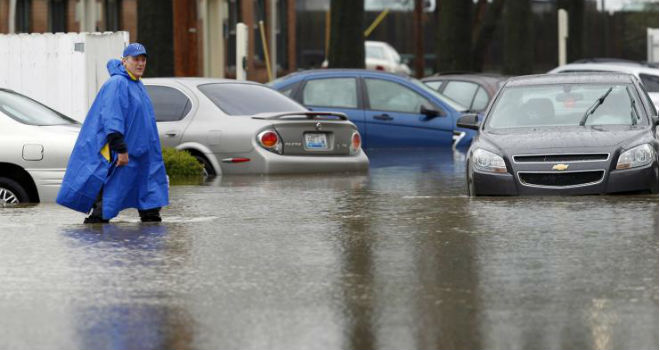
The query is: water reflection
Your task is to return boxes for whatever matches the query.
[61,224,194,350]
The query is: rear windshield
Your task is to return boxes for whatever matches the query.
[486,83,646,129]
[198,83,307,116]
[0,90,77,126]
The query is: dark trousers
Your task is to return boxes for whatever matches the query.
[88,189,161,220]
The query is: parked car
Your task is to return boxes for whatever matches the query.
[268,69,473,148]
[421,73,508,112]
[322,41,411,75]
[457,73,658,196]
[143,78,368,175]
[0,88,80,204]
[548,60,659,112]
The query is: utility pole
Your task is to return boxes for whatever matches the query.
[413,0,424,78]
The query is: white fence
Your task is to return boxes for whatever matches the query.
[0,31,128,122]
[648,28,659,63]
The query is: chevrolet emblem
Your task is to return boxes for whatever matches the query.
[315,122,322,130]
[552,163,569,171]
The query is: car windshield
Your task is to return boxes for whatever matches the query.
[486,83,645,129]
[410,79,467,112]
[366,45,386,59]
[0,90,77,126]
[198,83,307,116]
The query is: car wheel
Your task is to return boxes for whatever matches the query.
[194,155,216,177]
[0,177,29,204]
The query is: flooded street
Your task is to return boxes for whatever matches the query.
[0,149,657,350]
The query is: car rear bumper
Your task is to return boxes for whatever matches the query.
[472,163,658,195]
[218,149,370,175]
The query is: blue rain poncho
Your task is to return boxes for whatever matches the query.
[57,59,169,219]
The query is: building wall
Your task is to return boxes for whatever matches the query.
[32,0,48,32]
[0,0,9,33]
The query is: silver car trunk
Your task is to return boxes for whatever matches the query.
[252,112,356,156]
[273,121,354,156]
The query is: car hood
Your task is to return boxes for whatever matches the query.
[481,125,653,155]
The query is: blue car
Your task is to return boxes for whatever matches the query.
[269,69,473,148]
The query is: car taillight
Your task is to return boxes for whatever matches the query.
[350,131,361,154]
[375,65,385,71]
[257,130,283,154]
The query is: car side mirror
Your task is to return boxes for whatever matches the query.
[652,115,659,126]
[457,113,481,130]
[420,104,444,119]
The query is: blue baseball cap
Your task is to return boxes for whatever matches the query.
[123,43,147,58]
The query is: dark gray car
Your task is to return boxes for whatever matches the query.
[457,73,659,195]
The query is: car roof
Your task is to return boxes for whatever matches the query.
[275,69,411,82]
[506,72,636,87]
[549,62,658,75]
[422,73,507,84]
[142,77,263,86]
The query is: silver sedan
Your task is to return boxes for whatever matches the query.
[143,78,369,175]
[0,89,79,203]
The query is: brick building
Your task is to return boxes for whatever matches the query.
[0,0,297,82]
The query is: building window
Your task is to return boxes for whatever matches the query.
[105,0,122,31]
[49,0,67,33]
[15,0,32,33]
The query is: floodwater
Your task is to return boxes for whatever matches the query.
[0,149,657,350]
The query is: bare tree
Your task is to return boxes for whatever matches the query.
[328,0,365,68]
[471,0,506,71]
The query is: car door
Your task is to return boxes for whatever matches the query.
[144,83,195,149]
[297,76,367,140]
[363,77,453,147]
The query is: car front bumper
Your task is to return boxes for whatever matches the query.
[472,163,658,195]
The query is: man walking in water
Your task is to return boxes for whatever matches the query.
[57,43,169,223]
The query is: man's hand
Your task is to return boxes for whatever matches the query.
[117,152,129,166]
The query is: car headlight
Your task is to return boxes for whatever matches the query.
[616,144,655,169]
[472,148,507,173]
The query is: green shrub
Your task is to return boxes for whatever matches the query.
[162,147,204,177]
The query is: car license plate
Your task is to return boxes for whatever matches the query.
[304,133,328,150]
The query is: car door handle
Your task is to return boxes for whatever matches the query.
[373,114,393,121]
[165,131,177,137]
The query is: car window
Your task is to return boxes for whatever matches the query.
[146,85,192,122]
[639,73,659,93]
[0,90,77,126]
[443,81,478,108]
[198,83,307,116]
[365,78,429,113]
[424,81,443,91]
[487,83,645,129]
[410,79,467,112]
[472,87,489,111]
[303,78,358,108]
[366,45,386,59]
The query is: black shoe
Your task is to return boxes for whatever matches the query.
[140,215,162,223]
[83,216,109,224]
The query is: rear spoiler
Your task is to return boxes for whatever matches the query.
[251,111,348,121]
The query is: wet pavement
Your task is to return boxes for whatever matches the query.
[0,149,657,349]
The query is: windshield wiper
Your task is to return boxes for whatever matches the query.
[580,87,613,126]
[625,87,639,126]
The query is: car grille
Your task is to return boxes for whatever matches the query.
[519,171,605,187]
[513,154,609,163]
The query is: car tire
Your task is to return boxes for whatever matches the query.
[0,177,29,204]
[193,155,216,177]
[466,160,475,197]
